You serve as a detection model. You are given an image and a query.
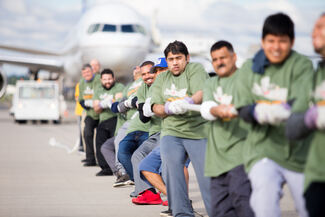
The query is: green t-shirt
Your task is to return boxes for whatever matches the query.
[151,62,209,139]
[136,82,162,136]
[126,82,150,134]
[93,82,124,123]
[78,74,101,120]
[203,72,250,177]
[123,78,143,121]
[304,62,325,190]
[234,50,314,173]
[113,79,142,136]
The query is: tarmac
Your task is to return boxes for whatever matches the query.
[0,101,299,217]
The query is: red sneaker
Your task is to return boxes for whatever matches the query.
[132,190,162,205]
[162,200,168,206]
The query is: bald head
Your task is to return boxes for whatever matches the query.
[313,13,325,57]
[90,59,101,74]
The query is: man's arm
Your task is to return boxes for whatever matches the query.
[93,100,102,114]
[191,90,203,104]
[210,104,237,119]
[153,90,202,118]
[152,104,167,118]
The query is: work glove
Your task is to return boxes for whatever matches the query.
[143,98,155,117]
[79,99,90,110]
[99,96,113,109]
[124,96,138,108]
[117,99,129,113]
[304,105,325,130]
[164,97,194,115]
[200,101,218,121]
[84,100,94,108]
[254,102,291,125]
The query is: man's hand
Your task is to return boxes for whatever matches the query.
[305,105,325,129]
[164,97,193,115]
[212,104,238,119]
[143,98,155,117]
[79,99,91,110]
[84,100,94,108]
[99,97,113,109]
[124,96,138,108]
[254,102,291,125]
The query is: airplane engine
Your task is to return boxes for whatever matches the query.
[0,69,7,98]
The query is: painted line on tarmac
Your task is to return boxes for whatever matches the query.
[48,137,80,154]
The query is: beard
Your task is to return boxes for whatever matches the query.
[103,81,115,90]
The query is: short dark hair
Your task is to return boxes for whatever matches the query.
[262,13,294,41]
[210,40,234,53]
[140,61,154,68]
[82,64,92,70]
[100,68,114,78]
[164,40,189,58]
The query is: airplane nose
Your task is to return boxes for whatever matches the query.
[80,33,150,80]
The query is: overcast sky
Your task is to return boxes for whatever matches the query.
[0,0,324,74]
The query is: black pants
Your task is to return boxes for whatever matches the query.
[305,182,325,217]
[96,117,117,170]
[78,116,84,150]
[84,116,99,162]
[210,165,254,217]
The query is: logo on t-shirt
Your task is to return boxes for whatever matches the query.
[84,86,94,95]
[99,93,113,101]
[83,86,94,99]
[164,83,187,99]
[252,76,288,101]
[213,87,233,105]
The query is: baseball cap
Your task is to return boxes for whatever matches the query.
[154,57,167,68]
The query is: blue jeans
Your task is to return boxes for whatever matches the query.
[132,133,160,195]
[117,131,148,180]
[160,135,211,217]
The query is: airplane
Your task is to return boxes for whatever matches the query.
[0,2,157,98]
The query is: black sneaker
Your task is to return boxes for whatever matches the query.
[160,209,172,217]
[96,169,113,176]
[129,191,137,198]
[81,159,87,163]
[83,161,97,167]
[113,173,132,187]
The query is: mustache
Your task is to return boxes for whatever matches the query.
[217,64,226,69]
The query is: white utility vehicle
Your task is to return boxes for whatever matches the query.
[12,80,62,124]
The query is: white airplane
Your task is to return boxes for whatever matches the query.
[0,2,155,97]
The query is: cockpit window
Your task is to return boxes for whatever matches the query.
[134,25,146,35]
[87,23,146,35]
[87,23,100,34]
[121,24,134,33]
[103,24,116,32]
[121,24,146,35]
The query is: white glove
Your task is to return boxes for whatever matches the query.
[168,100,188,114]
[316,106,325,129]
[254,103,291,125]
[84,100,94,108]
[200,101,218,121]
[99,98,113,109]
[124,96,138,108]
[124,97,133,108]
[143,98,155,117]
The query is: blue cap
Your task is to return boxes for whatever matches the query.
[155,57,167,68]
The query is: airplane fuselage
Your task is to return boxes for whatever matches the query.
[64,3,151,82]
